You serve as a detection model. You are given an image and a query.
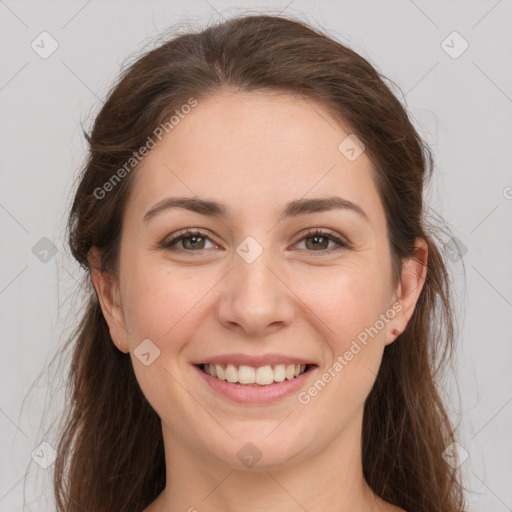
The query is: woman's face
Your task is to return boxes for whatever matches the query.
[94,91,424,471]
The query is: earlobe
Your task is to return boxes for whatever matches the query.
[87,247,129,353]
[385,237,428,345]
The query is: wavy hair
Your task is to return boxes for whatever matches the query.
[49,13,466,512]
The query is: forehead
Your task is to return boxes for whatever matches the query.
[127,91,384,227]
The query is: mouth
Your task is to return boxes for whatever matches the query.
[195,363,316,386]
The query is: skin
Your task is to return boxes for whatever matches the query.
[89,90,427,512]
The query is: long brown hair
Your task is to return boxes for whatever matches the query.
[51,13,467,512]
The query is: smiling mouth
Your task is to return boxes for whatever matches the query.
[196,363,315,386]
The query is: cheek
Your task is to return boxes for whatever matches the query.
[121,259,217,351]
[300,261,389,350]
[121,262,212,416]
[298,260,393,417]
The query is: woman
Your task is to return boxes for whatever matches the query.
[54,13,466,512]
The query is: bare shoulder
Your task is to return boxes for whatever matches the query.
[380,501,408,512]
[389,506,408,512]
[140,498,160,512]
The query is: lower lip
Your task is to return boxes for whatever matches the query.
[194,365,317,404]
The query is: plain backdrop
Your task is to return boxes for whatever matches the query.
[1,1,511,511]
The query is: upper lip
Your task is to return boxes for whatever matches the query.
[193,353,317,367]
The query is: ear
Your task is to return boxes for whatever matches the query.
[385,237,428,345]
[88,247,129,353]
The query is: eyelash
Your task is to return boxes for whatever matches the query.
[160,227,349,255]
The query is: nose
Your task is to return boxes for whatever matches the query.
[214,243,295,337]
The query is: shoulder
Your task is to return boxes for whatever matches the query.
[386,504,409,512]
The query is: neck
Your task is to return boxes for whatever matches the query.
[150,409,389,512]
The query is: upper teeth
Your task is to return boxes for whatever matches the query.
[203,363,307,385]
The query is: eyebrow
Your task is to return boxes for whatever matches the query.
[143,195,369,223]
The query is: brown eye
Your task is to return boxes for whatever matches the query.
[161,229,216,252]
[181,234,207,250]
[294,229,348,253]
[161,228,348,255]
[304,234,330,251]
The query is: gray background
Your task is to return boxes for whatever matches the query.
[1,1,511,510]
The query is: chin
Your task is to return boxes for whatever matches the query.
[205,431,314,472]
